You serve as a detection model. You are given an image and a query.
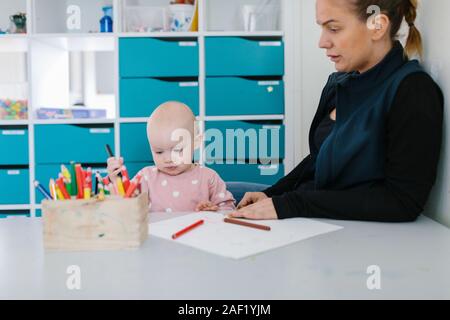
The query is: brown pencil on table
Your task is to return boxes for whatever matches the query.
[223,217,271,231]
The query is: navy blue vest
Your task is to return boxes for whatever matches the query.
[313,41,426,190]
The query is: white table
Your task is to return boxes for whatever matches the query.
[1,213,450,299]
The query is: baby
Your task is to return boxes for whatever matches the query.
[107,101,235,213]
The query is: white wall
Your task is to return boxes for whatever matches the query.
[419,0,450,227]
[296,0,334,162]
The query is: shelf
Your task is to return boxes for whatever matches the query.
[204,115,285,121]
[203,31,284,37]
[0,204,30,211]
[33,118,115,125]
[118,32,198,38]
[0,120,29,126]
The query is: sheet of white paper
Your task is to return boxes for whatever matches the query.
[149,212,343,259]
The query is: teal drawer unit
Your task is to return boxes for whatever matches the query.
[205,37,284,76]
[35,163,108,203]
[205,121,285,161]
[120,123,153,162]
[0,210,30,219]
[0,168,29,204]
[119,38,199,78]
[120,78,199,117]
[0,126,28,165]
[205,78,284,116]
[35,124,114,164]
[207,163,284,185]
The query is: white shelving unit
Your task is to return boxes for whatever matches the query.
[0,0,297,218]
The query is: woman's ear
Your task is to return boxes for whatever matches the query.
[368,13,390,41]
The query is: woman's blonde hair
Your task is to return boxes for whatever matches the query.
[351,0,423,59]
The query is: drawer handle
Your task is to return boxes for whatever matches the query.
[258,81,280,86]
[89,128,111,134]
[259,41,282,47]
[262,125,281,130]
[178,41,197,47]
[2,130,25,135]
[7,170,20,175]
[179,82,199,87]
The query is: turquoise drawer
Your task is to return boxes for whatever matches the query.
[0,210,30,219]
[206,78,284,116]
[120,123,153,162]
[35,124,114,164]
[0,126,29,165]
[207,163,284,185]
[120,78,199,117]
[0,168,29,204]
[35,163,108,203]
[205,121,285,160]
[125,162,154,179]
[205,37,284,76]
[119,38,199,78]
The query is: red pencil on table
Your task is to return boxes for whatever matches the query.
[172,219,204,240]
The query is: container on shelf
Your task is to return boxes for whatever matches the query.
[0,99,28,120]
[241,4,280,32]
[9,12,27,34]
[168,4,195,32]
[100,6,113,33]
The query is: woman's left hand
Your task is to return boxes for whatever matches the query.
[228,198,278,220]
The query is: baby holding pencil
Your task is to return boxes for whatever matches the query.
[107,101,236,213]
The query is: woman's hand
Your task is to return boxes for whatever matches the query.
[196,201,219,212]
[228,198,278,220]
[106,157,123,182]
[237,192,268,209]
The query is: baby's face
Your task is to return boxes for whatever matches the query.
[149,126,194,176]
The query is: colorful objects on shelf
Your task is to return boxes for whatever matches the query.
[35,107,107,120]
[9,12,27,34]
[0,99,28,120]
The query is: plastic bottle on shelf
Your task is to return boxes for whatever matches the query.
[100,6,113,33]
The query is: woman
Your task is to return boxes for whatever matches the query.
[230,0,444,222]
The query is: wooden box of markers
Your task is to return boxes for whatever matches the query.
[42,192,149,251]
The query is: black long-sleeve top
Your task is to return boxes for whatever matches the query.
[264,72,444,222]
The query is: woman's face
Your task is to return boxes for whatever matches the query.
[316,0,377,73]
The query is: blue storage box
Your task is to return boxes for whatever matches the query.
[0,126,28,165]
[120,38,199,78]
[34,163,108,203]
[206,77,284,116]
[205,37,284,76]
[207,163,284,185]
[35,124,114,164]
[120,123,153,162]
[205,121,285,161]
[0,168,29,204]
[120,78,199,117]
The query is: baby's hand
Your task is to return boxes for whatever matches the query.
[106,157,123,182]
[195,201,219,212]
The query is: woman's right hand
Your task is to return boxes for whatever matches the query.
[106,157,123,182]
[237,192,268,209]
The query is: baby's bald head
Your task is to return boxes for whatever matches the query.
[147,101,195,142]
[146,101,196,175]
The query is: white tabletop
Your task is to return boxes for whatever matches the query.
[1,213,450,299]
